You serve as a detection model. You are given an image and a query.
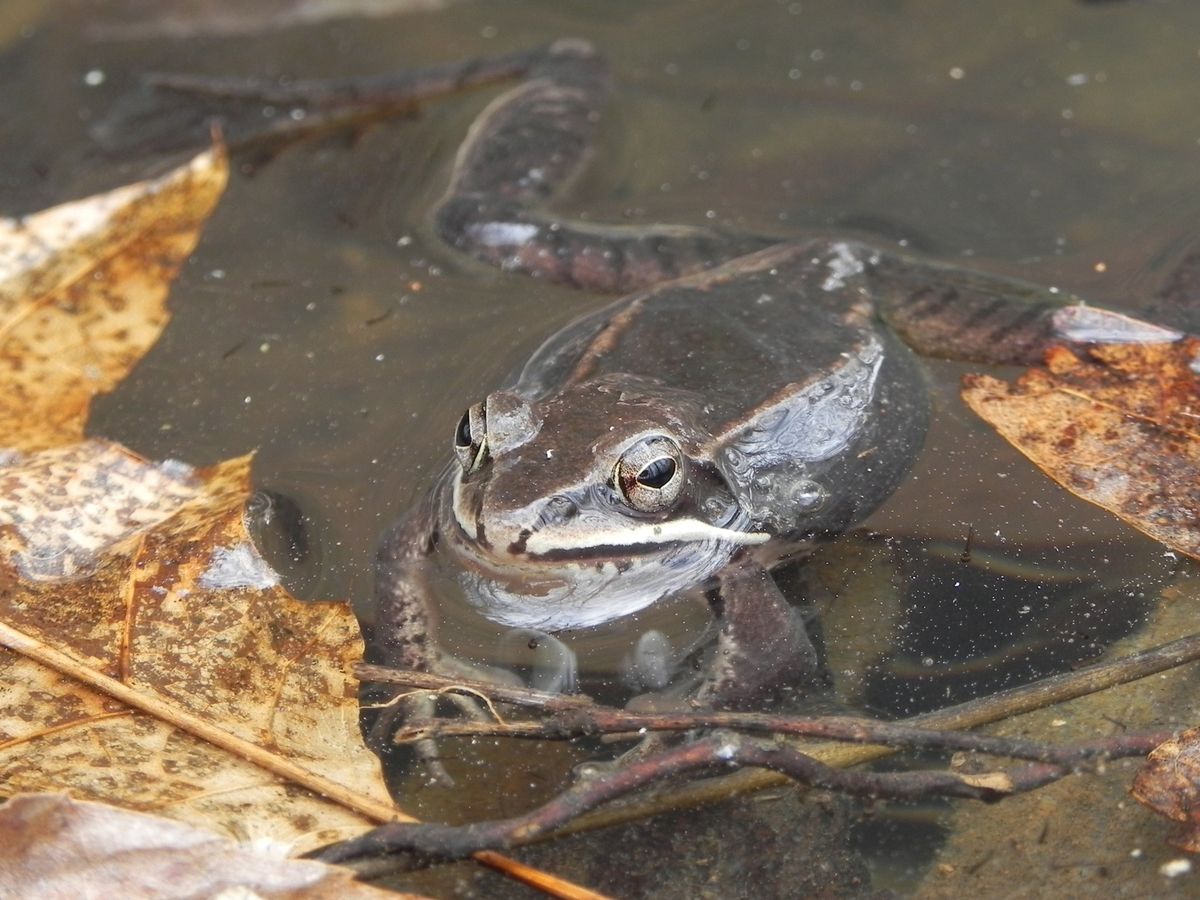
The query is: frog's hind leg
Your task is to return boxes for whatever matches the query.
[434,40,776,293]
[858,242,1185,365]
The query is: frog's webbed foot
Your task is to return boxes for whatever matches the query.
[363,654,522,787]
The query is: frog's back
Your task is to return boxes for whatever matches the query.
[518,242,891,427]
[515,241,930,536]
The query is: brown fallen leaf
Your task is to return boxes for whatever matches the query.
[1131,726,1200,853]
[0,793,415,899]
[0,147,396,853]
[0,148,227,452]
[962,339,1200,559]
[0,145,596,900]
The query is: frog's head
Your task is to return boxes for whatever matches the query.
[441,378,767,628]
[449,379,769,558]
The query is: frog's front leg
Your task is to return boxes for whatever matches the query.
[364,511,511,784]
[695,559,821,711]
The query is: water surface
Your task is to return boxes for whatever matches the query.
[5,0,1200,895]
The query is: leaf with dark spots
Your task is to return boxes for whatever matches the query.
[0,147,396,853]
[962,339,1200,559]
[1131,727,1200,852]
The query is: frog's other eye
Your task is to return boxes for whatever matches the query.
[614,435,684,513]
[454,402,489,473]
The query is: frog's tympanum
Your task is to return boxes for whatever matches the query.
[366,40,1184,765]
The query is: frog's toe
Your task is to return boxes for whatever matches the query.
[364,688,460,786]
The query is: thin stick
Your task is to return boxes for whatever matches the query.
[357,629,1200,844]
[316,730,1167,863]
[0,621,611,900]
[0,621,400,820]
[557,629,1200,839]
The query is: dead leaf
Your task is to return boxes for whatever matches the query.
[0,146,227,451]
[0,793,415,899]
[0,141,600,900]
[0,148,398,853]
[0,449,402,850]
[1132,726,1200,853]
[962,339,1200,559]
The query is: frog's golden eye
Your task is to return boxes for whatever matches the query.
[614,435,684,513]
[453,402,488,473]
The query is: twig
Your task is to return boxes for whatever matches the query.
[553,627,1200,840]
[0,621,399,822]
[0,622,610,900]
[315,730,1165,863]
[357,664,1176,765]
[351,629,1200,854]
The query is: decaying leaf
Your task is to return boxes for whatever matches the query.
[0,147,227,452]
[0,148,397,853]
[1132,726,1200,853]
[0,793,413,899]
[962,339,1200,559]
[0,450,398,851]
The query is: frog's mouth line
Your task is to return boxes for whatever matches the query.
[451,475,768,558]
[518,518,769,556]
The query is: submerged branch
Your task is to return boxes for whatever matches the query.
[316,730,1165,863]
[358,662,1177,766]
[328,630,1200,867]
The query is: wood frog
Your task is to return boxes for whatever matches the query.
[364,40,1183,768]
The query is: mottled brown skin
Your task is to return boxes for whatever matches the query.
[364,40,1176,772]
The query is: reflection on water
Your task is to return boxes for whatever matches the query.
[810,532,1171,715]
[8,0,1200,895]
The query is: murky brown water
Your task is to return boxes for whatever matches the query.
[6,0,1200,895]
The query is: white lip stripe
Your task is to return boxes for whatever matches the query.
[455,475,767,554]
[523,517,768,555]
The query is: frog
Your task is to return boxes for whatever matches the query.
[363,39,1185,772]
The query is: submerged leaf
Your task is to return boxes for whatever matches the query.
[0,148,396,852]
[1131,726,1200,853]
[962,339,1200,559]
[0,794,411,899]
[86,0,462,41]
[0,146,227,451]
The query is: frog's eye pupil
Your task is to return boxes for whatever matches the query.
[453,403,488,473]
[454,410,472,449]
[614,435,684,513]
[637,457,676,489]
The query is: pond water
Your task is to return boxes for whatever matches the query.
[6,0,1200,895]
